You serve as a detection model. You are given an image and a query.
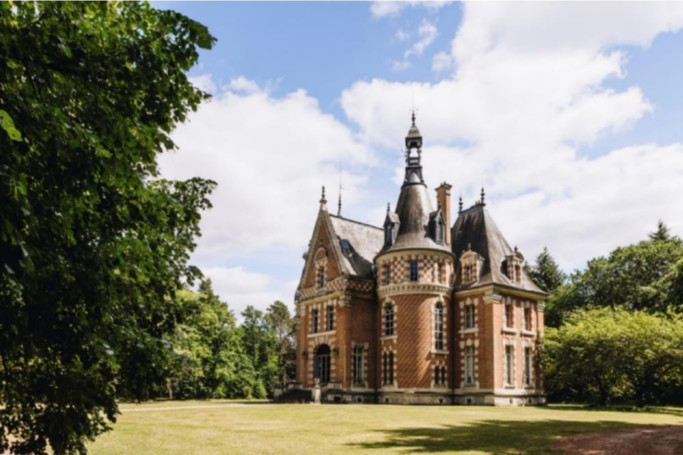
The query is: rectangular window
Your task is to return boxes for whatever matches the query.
[524,307,532,331]
[465,305,475,329]
[409,260,419,282]
[434,303,444,350]
[352,346,364,385]
[384,304,394,336]
[434,366,446,385]
[311,309,319,334]
[437,263,443,283]
[505,345,514,385]
[382,351,394,385]
[326,306,334,331]
[524,347,532,387]
[464,265,472,282]
[383,265,391,285]
[504,304,513,328]
[465,346,474,385]
[317,266,325,288]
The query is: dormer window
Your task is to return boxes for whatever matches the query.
[505,247,524,283]
[460,245,484,284]
[384,224,393,246]
[436,218,445,244]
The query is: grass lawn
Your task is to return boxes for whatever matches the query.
[88,401,683,455]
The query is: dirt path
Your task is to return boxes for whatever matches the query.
[554,425,683,455]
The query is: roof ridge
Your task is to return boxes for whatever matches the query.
[329,214,382,231]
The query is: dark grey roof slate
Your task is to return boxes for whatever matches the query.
[381,182,451,254]
[451,204,545,294]
[329,214,383,279]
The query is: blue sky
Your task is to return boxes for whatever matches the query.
[156,2,683,317]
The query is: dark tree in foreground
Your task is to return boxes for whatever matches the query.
[0,2,214,454]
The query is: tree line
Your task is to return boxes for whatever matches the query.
[152,283,296,401]
[526,222,683,407]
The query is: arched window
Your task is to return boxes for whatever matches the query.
[314,344,331,385]
[384,304,394,336]
[434,303,444,350]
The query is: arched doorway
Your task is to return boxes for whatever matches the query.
[314,344,331,385]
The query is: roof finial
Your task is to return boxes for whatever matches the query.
[458,196,463,213]
[411,109,416,127]
[480,187,486,206]
[320,185,327,209]
[386,202,391,214]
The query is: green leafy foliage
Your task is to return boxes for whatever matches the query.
[544,308,683,406]
[240,306,279,398]
[164,281,258,400]
[545,223,683,326]
[0,2,215,454]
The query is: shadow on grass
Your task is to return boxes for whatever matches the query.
[349,419,642,454]
[547,403,683,418]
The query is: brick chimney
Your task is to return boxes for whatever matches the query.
[436,182,452,245]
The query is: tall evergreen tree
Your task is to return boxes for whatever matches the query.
[526,247,566,293]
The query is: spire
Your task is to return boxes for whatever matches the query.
[319,185,327,210]
[403,112,424,184]
[337,163,343,216]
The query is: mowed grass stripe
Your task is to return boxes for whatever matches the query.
[89,401,683,455]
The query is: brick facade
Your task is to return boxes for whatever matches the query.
[294,118,546,405]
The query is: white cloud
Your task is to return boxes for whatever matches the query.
[189,74,217,94]
[160,76,374,267]
[370,1,448,18]
[392,59,412,72]
[202,266,297,319]
[405,19,438,58]
[342,2,683,271]
[226,76,261,95]
[395,28,410,42]
[431,51,453,73]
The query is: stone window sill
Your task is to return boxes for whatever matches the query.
[381,334,398,341]
[502,327,517,335]
[308,329,335,338]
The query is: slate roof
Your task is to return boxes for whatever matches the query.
[381,182,451,254]
[329,214,384,279]
[451,203,545,294]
